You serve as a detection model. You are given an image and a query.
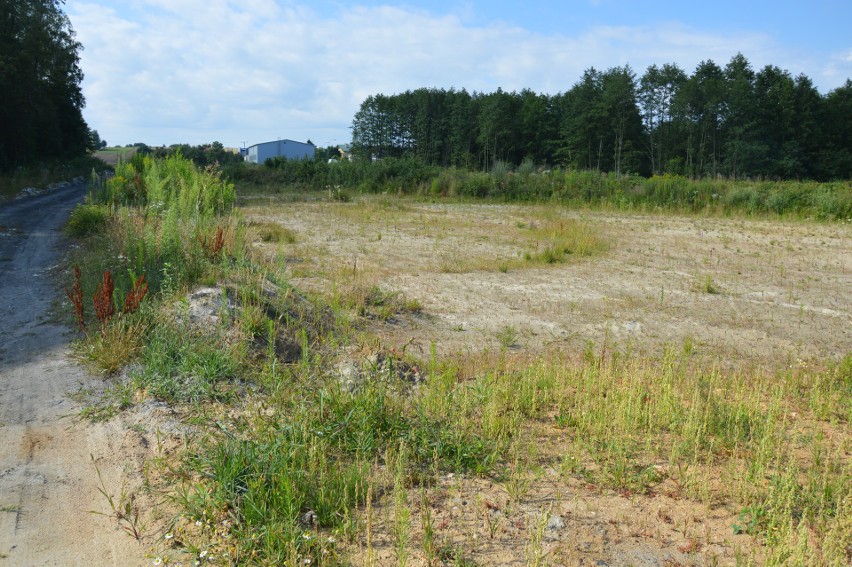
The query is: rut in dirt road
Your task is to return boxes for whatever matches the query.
[0,185,148,565]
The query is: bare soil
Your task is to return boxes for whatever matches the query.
[244,197,851,566]
[247,200,851,369]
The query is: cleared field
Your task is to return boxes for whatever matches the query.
[93,146,138,165]
[245,198,851,368]
[238,195,851,566]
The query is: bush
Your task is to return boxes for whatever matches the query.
[66,204,111,237]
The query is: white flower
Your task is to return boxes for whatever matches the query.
[195,520,203,527]
[164,533,174,540]
[199,550,208,558]
[153,559,163,566]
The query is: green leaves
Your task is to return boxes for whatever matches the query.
[0,1,89,170]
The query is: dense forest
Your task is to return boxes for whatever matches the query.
[351,54,852,180]
[0,0,92,171]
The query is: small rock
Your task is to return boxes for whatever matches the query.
[546,514,565,531]
[301,510,317,526]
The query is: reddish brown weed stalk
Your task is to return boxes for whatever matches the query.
[199,226,225,259]
[66,265,85,331]
[122,275,148,315]
[93,270,115,324]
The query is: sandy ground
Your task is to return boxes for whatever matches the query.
[0,185,153,565]
[246,199,851,369]
[244,196,851,565]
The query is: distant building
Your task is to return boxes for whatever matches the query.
[337,143,353,161]
[245,139,315,164]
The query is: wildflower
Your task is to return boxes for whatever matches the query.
[304,559,312,565]
[327,536,336,543]
[153,559,163,566]
[199,550,208,558]
[195,520,203,527]
[302,533,313,540]
[164,533,174,540]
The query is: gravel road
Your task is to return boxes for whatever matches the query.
[0,185,147,565]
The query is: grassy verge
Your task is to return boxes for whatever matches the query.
[66,161,850,565]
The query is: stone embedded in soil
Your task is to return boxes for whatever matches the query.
[546,514,565,530]
[333,349,423,392]
[184,286,236,327]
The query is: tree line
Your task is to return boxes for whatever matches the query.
[350,54,852,180]
[0,0,95,171]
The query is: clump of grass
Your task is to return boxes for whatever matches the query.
[67,154,243,372]
[524,218,608,264]
[694,274,722,294]
[495,325,519,349]
[248,220,297,243]
[337,283,422,321]
[130,320,240,404]
[76,314,148,374]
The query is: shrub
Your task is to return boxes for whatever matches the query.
[66,204,111,237]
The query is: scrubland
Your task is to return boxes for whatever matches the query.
[66,158,849,566]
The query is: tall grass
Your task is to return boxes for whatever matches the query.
[68,154,241,372]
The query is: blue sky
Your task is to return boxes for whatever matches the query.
[66,0,852,149]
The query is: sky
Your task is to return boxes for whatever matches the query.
[65,0,852,149]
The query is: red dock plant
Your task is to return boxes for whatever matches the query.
[199,225,225,259]
[123,274,148,315]
[93,270,115,324]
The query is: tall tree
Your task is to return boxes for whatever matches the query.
[639,63,686,175]
[751,65,797,177]
[600,66,643,176]
[818,79,852,179]
[559,68,607,170]
[0,0,90,170]
[679,60,726,177]
[721,53,759,178]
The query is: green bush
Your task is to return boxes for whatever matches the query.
[66,204,111,237]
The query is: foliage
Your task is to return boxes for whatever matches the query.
[0,154,110,201]
[94,153,236,217]
[66,204,111,237]
[0,0,91,170]
[142,141,245,168]
[349,55,852,180]
[233,157,852,220]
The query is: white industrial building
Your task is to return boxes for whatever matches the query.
[245,139,315,164]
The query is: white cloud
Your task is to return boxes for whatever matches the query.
[66,1,849,147]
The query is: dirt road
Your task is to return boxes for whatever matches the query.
[0,185,148,565]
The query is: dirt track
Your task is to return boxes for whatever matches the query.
[0,185,148,565]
